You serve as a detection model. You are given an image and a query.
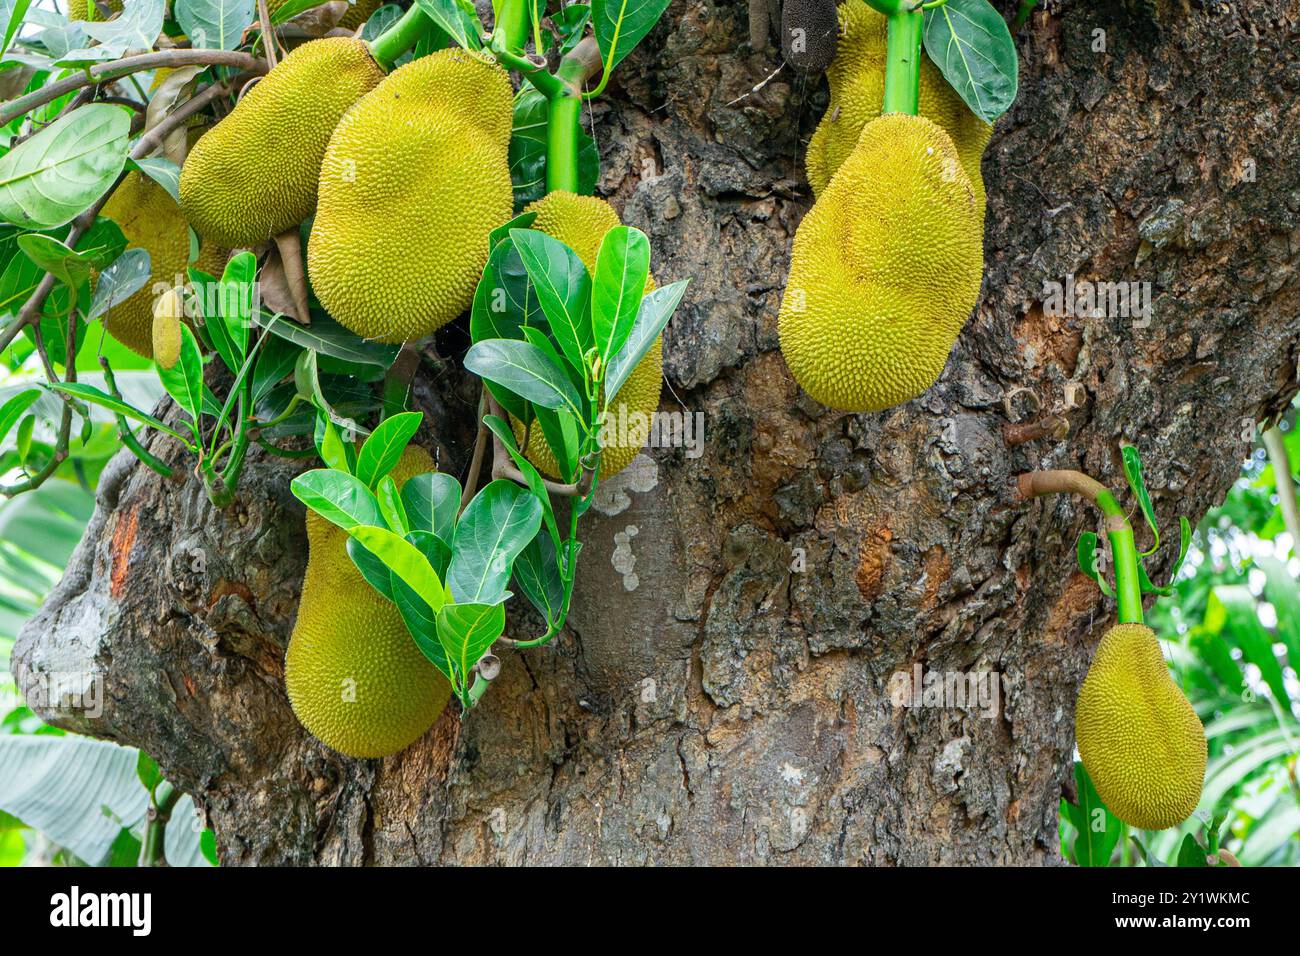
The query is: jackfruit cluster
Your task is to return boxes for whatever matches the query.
[514,191,662,480]
[179,37,385,249]
[308,48,514,343]
[805,2,991,212]
[285,445,452,758]
[266,0,382,31]
[1075,623,1207,830]
[100,171,227,359]
[778,113,983,412]
[781,0,839,73]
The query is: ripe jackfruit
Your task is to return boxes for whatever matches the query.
[100,171,227,359]
[308,48,514,343]
[179,37,385,249]
[781,0,839,73]
[285,445,452,758]
[515,191,662,480]
[1075,623,1207,830]
[266,0,382,31]
[66,0,122,21]
[805,2,991,210]
[778,113,983,412]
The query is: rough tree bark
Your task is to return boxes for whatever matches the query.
[13,0,1300,865]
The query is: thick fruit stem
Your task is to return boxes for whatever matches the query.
[1015,470,1145,625]
[494,0,532,53]
[881,8,923,116]
[368,5,432,72]
[546,37,603,194]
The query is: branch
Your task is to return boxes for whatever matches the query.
[483,393,591,498]
[1262,426,1300,553]
[0,49,267,127]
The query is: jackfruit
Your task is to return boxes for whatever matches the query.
[152,287,183,369]
[100,171,227,359]
[308,48,514,343]
[1075,623,1207,830]
[179,37,385,249]
[285,445,452,758]
[266,0,382,31]
[778,113,983,412]
[805,1,991,210]
[66,0,122,21]
[514,191,662,480]
[781,0,839,73]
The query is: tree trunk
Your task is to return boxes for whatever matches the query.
[13,1,1300,865]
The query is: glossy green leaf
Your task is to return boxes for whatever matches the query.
[509,227,592,375]
[922,0,1018,123]
[591,225,649,368]
[1075,531,1114,597]
[401,471,461,541]
[346,534,396,601]
[591,0,671,74]
[605,278,685,402]
[289,469,382,531]
[436,600,506,692]
[254,308,399,367]
[1064,762,1120,867]
[354,410,422,490]
[0,104,131,229]
[513,528,566,628]
[508,87,599,210]
[86,248,152,322]
[483,413,559,551]
[412,0,481,50]
[446,478,543,604]
[376,475,409,534]
[348,524,448,612]
[46,382,191,443]
[0,388,40,446]
[174,0,256,51]
[156,324,204,422]
[464,338,585,417]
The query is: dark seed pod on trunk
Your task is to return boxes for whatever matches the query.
[781,0,840,73]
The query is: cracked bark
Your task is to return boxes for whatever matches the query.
[13,1,1300,864]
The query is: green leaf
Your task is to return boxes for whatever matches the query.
[447,478,544,604]
[1120,445,1159,556]
[605,278,685,402]
[136,750,162,792]
[531,405,581,483]
[483,413,559,551]
[46,382,191,443]
[129,156,181,204]
[17,233,96,290]
[218,250,257,365]
[289,469,382,531]
[1,0,34,59]
[1065,762,1121,867]
[591,225,649,368]
[412,0,482,50]
[464,338,585,417]
[354,410,422,490]
[86,248,152,322]
[254,308,399,368]
[312,406,352,472]
[1175,833,1208,868]
[376,475,410,534]
[1075,531,1114,597]
[1205,585,1290,707]
[400,471,461,541]
[591,0,671,74]
[0,388,40,446]
[1257,556,1300,669]
[174,0,256,51]
[436,600,506,694]
[513,529,566,627]
[156,324,205,422]
[250,332,301,405]
[508,87,599,210]
[509,227,592,375]
[346,534,396,601]
[0,104,131,229]
[922,0,1018,124]
[64,0,165,60]
[390,533,455,678]
[348,524,448,612]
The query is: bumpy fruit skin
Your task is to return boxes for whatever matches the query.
[100,172,227,359]
[1076,623,1207,830]
[180,38,385,249]
[779,114,983,412]
[514,191,662,480]
[805,1,991,210]
[266,0,381,31]
[151,288,183,369]
[308,49,514,343]
[781,0,839,73]
[285,446,452,758]
[66,0,123,21]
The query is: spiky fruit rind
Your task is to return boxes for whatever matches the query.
[805,1,991,210]
[179,38,385,249]
[779,114,983,412]
[308,48,514,343]
[1076,623,1207,830]
[100,171,227,359]
[285,446,452,758]
[266,0,382,31]
[512,191,662,480]
[151,288,183,368]
[66,0,123,21]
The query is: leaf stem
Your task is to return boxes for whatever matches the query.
[1263,425,1300,554]
[368,5,432,71]
[881,8,923,116]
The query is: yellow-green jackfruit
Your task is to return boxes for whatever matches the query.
[152,287,183,369]
[778,113,983,412]
[285,446,452,758]
[100,171,227,359]
[805,2,992,210]
[308,48,514,343]
[514,191,663,480]
[179,37,385,249]
[1075,623,1207,830]
[266,0,381,31]
[66,0,122,21]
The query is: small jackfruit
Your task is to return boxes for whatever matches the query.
[308,48,514,343]
[514,191,662,480]
[285,446,452,758]
[152,288,183,369]
[1075,623,1207,830]
[66,0,122,21]
[805,1,991,210]
[781,0,839,73]
[100,171,227,359]
[179,37,385,249]
[778,113,983,412]
[266,0,381,31]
